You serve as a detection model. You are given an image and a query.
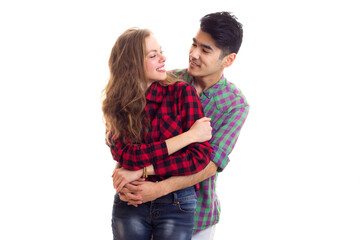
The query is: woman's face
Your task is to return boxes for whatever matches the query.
[145,34,167,84]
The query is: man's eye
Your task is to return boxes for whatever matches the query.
[192,43,197,47]
[202,49,209,53]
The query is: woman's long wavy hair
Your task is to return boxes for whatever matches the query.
[102,28,177,144]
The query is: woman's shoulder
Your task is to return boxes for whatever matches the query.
[173,80,191,88]
[171,81,197,95]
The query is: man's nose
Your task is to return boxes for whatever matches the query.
[190,48,200,59]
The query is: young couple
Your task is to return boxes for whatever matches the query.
[102,11,249,240]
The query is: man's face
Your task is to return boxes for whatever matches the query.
[188,30,224,79]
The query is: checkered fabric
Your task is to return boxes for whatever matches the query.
[172,69,249,233]
[109,81,212,183]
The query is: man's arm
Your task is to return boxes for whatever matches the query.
[122,98,250,204]
[112,117,212,192]
[157,161,218,196]
[120,161,218,205]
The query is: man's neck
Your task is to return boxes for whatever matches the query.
[193,71,223,96]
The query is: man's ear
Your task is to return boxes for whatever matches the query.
[222,53,236,68]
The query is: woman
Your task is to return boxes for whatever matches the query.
[102,28,213,240]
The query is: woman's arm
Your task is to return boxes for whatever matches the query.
[112,117,212,192]
[110,114,212,168]
[165,117,212,155]
[119,161,218,205]
[150,83,212,176]
[112,84,213,192]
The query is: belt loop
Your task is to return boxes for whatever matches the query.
[173,192,178,204]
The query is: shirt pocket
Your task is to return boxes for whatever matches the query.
[159,114,183,140]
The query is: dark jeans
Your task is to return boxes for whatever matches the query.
[112,186,197,240]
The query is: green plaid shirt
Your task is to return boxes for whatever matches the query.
[172,69,249,233]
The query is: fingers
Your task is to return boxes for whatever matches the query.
[112,169,121,188]
[112,164,121,177]
[115,176,131,192]
[124,191,143,202]
[197,117,211,122]
[113,169,130,192]
[119,192,129,202]
[130,179,146,185]
[119,175,132,192]
[113,173,122,190]
[127,200,143,207]
[203,117,212,122]
[112,174,119,189]
[119,191,142,203]
[124,182,143,192]
[117,182,143,199]
[113,168,144,192]
[119,189,143,207]
[116,181,126,193]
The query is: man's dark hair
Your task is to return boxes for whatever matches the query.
[200,11,243,58]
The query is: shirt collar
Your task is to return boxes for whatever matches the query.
[189,74,226,99]
[145,82,165,103]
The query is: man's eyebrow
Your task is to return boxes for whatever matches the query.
[193,38,213,51]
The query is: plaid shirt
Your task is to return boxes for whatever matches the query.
[109,81,212,184]
[172,69,249,233]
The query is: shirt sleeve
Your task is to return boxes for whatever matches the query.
[110,139,169,170]
[211,103,249,171]
[152,84,213,176]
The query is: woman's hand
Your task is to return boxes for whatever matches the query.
[119,180,161,207]
[112,167,143,193]
[188,117,212,143]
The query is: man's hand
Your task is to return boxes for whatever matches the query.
[121,180,163,207]
[112,167,143,193]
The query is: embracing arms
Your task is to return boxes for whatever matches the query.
[119,101,250,204]
[112,117,212,192]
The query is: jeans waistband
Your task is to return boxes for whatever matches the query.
[153,186,196,204]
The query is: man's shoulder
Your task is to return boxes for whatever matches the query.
[213,78,248,112]
[171,69,192,83]
[171,68,187,75]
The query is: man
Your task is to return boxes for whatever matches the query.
[116,12,249,239]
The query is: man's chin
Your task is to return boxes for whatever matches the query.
[188,67,201,76]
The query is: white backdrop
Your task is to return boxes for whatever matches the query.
[1,0,359,239]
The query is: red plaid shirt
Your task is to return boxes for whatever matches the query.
[110,81,212,183]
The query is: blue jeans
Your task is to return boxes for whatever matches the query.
[112,186,197,240]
